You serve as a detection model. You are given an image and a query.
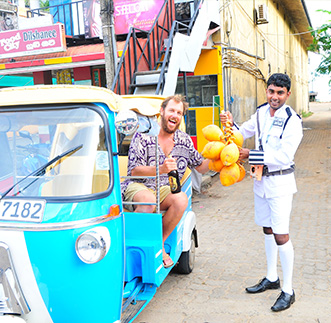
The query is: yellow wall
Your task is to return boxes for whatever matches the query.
[189,106,222,152]
[189,46,224,152]
[194,49,219,76]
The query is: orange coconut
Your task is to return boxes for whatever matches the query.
[201,141,225,160]
[202,124,223,142]
[220,142,239,166]
[220,163,240,186]
[209,158,224,172]
[237,162,246,182]
[230,130,244,147]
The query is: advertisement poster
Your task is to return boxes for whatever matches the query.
[0,24,66,59]
[56,69,72,84]
[0,13,18,32]
[114,0,164,35]
[83,0,164,37]
[83,0,102,38]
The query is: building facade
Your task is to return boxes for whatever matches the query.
[218,0,312,124]
[0,0,312,151]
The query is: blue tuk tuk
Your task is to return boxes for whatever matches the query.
[0,85,198,323]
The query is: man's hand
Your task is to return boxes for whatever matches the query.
[161,157,177,174]
[195,158,211,174]
[239,148,249,160]
[220,111,234,126]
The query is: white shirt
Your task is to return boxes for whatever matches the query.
[239,103,303,198]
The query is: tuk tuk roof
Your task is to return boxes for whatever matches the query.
[0,85,165,116]
[120,95,165,116]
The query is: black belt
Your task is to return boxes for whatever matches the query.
[262,165,295,177]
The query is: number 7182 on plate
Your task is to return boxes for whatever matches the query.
[0,199,45,223]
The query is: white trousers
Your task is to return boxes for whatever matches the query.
[254,193,293,234]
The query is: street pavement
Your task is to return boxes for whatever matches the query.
[137,102,331,323]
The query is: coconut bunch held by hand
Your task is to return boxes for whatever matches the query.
[201,123,245,186]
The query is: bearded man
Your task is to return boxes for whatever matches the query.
[121,94,210,268]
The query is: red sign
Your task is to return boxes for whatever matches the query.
[114,0,164,35]
[0,24,66,59]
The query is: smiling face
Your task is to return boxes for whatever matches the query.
[266,84,291,111]
[160,99,184,134]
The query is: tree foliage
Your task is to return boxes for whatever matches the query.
[25,0,49,10]
[40,0,50,9]
[308,10,331,83]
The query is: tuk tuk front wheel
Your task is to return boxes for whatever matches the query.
[176,231,196,274]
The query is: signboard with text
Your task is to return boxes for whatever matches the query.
[82,0,164,38]
[0,24,66,59]
[114,0,164,35]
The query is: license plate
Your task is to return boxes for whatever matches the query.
[0,199,45,223]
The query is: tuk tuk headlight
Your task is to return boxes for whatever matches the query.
[75,227,110,264]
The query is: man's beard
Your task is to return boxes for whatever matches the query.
[161,117,180,134]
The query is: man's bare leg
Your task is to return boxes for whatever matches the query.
[161,191,188,257]
[133,189,156,213]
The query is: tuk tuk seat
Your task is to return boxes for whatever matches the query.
[41,156,110,196]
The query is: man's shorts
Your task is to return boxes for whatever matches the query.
[254,193,293,234]
[124,182,171,211]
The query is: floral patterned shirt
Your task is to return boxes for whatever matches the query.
[121,130,203,198]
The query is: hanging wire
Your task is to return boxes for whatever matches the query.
[222,50,265,81]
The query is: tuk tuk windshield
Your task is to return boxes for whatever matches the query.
[0,106,111,199]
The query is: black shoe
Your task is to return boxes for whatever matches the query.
[246,277,280,294]
[271,290,295,312]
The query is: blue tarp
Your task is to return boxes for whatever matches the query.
[0,75,34,87]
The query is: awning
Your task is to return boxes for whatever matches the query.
[0,43,105,75]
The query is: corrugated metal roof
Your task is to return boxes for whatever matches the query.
[281,0,313,46]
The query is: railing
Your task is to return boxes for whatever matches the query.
[155,0,203,95]
[111,0,174,95]
[26,0,203,95]
[111,0,203,95]
[27,1,85,38]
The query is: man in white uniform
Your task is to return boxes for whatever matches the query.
[221,73,303,312]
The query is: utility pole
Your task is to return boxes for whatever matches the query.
[100,0,116,89]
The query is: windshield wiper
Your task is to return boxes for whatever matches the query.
[0,144,83,200]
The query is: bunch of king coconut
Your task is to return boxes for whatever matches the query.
[201,122,246,186]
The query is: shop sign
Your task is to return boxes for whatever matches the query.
[0,24,66,59]
[114,0,164,35]
[83,0,164,38]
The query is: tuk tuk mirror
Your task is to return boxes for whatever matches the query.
[115,110,139,136]
[136,114,160,136]
[19,130,33,142]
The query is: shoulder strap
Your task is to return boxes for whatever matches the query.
[257,102,268,110]
[256,108,263,151]
[280,107,292,139]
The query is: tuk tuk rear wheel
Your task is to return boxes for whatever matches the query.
[176,231,196,274]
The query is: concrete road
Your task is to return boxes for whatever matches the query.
[137,102,331,323]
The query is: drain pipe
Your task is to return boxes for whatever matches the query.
[222,47,228,112]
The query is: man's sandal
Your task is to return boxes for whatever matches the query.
[163,254,174,268]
